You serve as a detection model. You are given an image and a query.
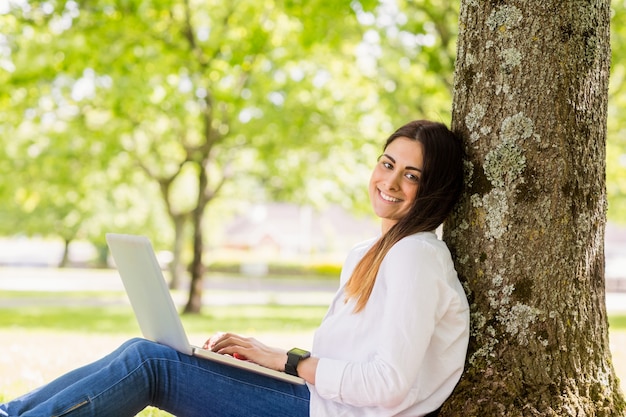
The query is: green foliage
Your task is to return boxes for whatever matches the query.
[609,0,626,224]
[1,0,624,244]
[355,0,459,123]
[0,0,460,250]
[207,261,342,277]
[309,263,343,277]
[19,0,625,271]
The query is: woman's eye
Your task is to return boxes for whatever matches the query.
[383,162,393,170]
[405,173,419,183]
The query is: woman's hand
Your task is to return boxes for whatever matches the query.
[203,332,287,372]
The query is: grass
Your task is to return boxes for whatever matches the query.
[609,314,626,330]
[0,290,326,417]
[0,290,328,334]
[0,291,624,417]
[2,290,623,333]
[0,303,327,334]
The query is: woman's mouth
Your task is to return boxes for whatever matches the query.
[380,190,401,203]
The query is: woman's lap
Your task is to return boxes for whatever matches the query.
[0,338,310,417]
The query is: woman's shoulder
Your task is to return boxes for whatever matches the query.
[395,231,445,250]
[348,235,379,254]
[387,231,453,264]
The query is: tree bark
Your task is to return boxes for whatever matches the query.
[168,213,187,289]
[443,0,625,415]
[184,160,210,314]
[59,238,71,268]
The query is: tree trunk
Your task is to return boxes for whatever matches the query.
[184,159,211,314]
[58,238,71,268]
[442,0,625,415]
[184,205,205,314]
[168,213,187,289]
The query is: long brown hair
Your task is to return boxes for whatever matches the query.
[344,120,464,312]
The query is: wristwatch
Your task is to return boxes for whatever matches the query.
[285,348,311,376]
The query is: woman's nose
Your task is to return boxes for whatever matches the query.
[386,172,402,190]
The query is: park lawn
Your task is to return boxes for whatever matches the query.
[0,292,624,416]
[1,290,623,335]
[0,303,328,334]
[0,291,326,417]
[610,313,626,330]
[0,290,328,334]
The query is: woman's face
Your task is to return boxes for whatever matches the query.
[368,136,424,233]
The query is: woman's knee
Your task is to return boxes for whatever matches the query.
[121,338,177,362]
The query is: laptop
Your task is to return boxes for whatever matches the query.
[105,233,305,385]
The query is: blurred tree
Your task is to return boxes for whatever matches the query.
[0,9,160,266]
[1,0,397,311]
[352,0,459,122]
[2,0,624,314]
[444,0,625,415]
[0,0,462,296]
[91,0,387,312]
[608,0,626,224]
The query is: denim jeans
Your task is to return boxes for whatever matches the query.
[0,338,310,417]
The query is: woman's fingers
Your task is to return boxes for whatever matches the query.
[208,332,252,352]
[202,333,284,369]
[202,333,287,371]
[202,331,226,350]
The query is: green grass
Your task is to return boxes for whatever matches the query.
[0,395,167,417]
[609,314,626,330]
[2,289,622,333]
[0,304,326,334]
[1,289,623,336]
[0,291,326,417]
[0,290,125,299]
[1,291,624,417]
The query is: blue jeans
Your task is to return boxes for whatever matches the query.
[0,338,310,417]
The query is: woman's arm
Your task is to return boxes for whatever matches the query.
[206,333,319,384]
[294,356,318,384]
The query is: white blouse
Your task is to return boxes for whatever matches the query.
[309,231,470,416]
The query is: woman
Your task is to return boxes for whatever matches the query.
[0,119,469,417]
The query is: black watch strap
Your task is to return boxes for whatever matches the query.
[285,348,311,376]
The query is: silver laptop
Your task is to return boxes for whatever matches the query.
[105,233,305,385]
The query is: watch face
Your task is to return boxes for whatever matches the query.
[289,348,309,356]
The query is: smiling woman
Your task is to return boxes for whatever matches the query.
[0,120,468,417]
[346,120,464,313]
